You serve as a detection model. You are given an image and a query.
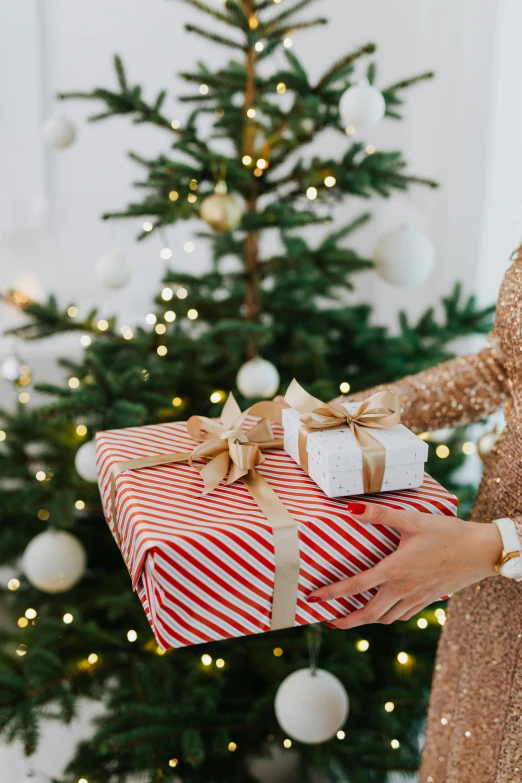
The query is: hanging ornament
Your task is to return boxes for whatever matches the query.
[22,530,87,593]
[42,113,76,149]
[95,248,132,290]
[275,668,349,744]
[374,224,436,287]
[236,357,280,398]
[478,427,500,463]
[1,353,23,382]
[200,181,242,233]
[339,78,386,132]
[75,439,98,482]
[17,771,52,783]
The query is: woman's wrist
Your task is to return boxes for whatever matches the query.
[467,521,503,578]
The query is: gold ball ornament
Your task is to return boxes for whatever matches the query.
[200,181,242,232]
[477,427,500,463]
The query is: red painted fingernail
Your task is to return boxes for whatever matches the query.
[307,595,321,603]
[347,502,366,515]
[326,622,338,629]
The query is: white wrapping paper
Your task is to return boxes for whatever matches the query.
[283,403,429,498]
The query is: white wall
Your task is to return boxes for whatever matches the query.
[2,0,522,777]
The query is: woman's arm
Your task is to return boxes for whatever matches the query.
[344,335,510,433]
[308,336,512,627]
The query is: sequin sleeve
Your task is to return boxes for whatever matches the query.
[344,335,509,433]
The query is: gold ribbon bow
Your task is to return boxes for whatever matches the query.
[284,379,401,494]
[186,394,283,495]
[109,395,300,631]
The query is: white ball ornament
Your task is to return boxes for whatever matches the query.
[200,181,242,233]
[339,79,386,132]
[75,439,98,483]
[22,530,87,593]
[1,353,23,382]
[275,668,349,744]
[42,113,76,149]
[374,224,436,287]
[236,357,280,399]
[95,248,132,290]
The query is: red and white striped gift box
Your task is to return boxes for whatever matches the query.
[96,416,457,650]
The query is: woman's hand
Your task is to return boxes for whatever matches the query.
[307,502,504,629]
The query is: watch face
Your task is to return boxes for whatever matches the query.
[502,556,522,579]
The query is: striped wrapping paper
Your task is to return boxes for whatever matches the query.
[96,416,457,650]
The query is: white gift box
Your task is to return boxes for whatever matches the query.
[282,402,429,498]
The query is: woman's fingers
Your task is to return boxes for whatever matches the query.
[396,601,434,622]
[328,593,432,631]
[308,555,394,602]
[308,504,432,625]
[378,598,423,625]
[326,588,401,630]
[347,501,421,535]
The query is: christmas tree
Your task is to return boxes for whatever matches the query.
[0,1,494,781]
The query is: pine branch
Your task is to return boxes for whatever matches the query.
[389,284,495,369]
[255,0,283,9]
[381,70,435,119]
[184,23,245,50]
[3,296,101,340]
[395,174,439,189]
[384,70,435,93]
[175,0,240,26]
[59,56,173,131]
[269,17,328,39]
[265,0,319,30]
[114,54,128,90]
[319,212,373,247]
[315,43,376,91]
[178,93,215,103]
[366,61,377,86]
[283,48,309,81]
[222,1,250,29]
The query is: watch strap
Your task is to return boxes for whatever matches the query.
[494,518,522,581]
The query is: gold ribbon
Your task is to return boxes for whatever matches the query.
[284,379,401,494]
[109,395,300,631]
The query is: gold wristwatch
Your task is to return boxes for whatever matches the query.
[494,518,522,580]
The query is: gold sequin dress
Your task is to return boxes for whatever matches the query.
[349,248,522,782]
